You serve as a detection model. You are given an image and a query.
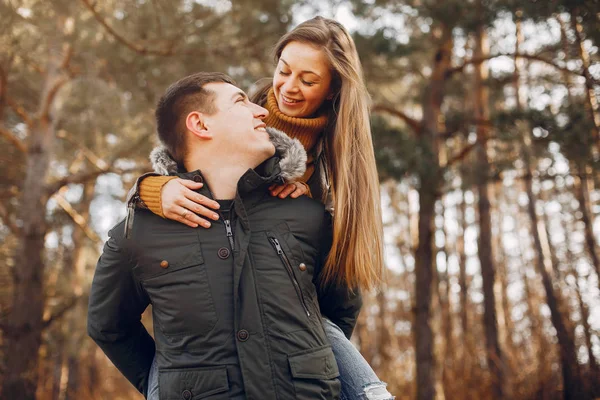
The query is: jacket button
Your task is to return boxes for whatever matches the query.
[218,247,230,259]
[182,389,192,400]
[298,263,307,271]
[237,329,249,341]
[160,260,169,269]
[192,175,203,183]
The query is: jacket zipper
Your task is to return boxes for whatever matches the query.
[224,218,235,251]
[124,194,139,239]
[268,237,311,317]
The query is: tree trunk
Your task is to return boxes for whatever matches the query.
[569,8,600,149]
[560,208,600,396]
[575,166,600,291]
[522,147,587,400]
[438,199,454,400]
[456,190,472,398]
[1,45,68,400]
[474,16,506,399]
[414,25,452,400]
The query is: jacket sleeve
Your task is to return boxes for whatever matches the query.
[314,212,363,339]
[87,222,154,397]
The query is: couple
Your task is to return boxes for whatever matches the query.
[88,17,392,400]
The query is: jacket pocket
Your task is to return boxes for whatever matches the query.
[267,232,311,318]
[158,366,229,400]
[288,346,341,399]
[133,239,217,337]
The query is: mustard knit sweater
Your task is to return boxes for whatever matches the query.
[139,88,328,217]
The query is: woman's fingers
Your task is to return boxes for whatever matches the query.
[270,184,286,197]
[278,184,297,198]
[290,183,308,198]
[183,188,220,212]
[164,206,203,228]
[270,183,308,199]
[161,178,220,227]
[178,179,204,191]
[177,197,220,227]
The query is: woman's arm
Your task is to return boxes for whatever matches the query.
[136,176,309,228]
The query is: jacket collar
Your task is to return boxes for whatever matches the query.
[149,127,307,187]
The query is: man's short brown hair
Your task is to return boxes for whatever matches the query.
[155,72,236,165]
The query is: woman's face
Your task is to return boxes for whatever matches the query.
[273,41,333,118]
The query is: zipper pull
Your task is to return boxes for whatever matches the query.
[270,237,283,255]
[124,196,137,239]
[224,219,235,251]
[224,219,233,238]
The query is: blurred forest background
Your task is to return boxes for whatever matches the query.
[1,0,599,399]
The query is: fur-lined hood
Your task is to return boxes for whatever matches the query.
[149,127,307,183]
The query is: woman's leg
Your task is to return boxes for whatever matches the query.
[323,318,394,400]
[146,355,159,400]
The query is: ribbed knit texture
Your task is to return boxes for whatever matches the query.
[264,88,328,152]
[139,175,177,218]
[264,88,327,183]
[138,88,328,209]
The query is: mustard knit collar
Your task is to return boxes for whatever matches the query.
[263,88,328,152]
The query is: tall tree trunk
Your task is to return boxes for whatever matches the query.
[574,166,600,290]
[559,207,600,396]
[474,14,506,399]
[3,107,53,400]
[438,199,454,400]
[569,8,600,149]
[556,14,574,105]
[414,24,453,400]
[63,180,96,399]
[456,190,472,398]
[522,141,587,400]
[1,43,69,399]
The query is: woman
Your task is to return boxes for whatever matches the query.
[139,17,392,400]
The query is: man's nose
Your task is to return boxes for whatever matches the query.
[253,103,268,119]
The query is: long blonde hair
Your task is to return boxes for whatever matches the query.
[264,17,384,291]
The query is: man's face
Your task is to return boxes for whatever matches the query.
[202,82,275,165]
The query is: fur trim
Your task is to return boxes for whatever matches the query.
[267,127,307,182]
[149,127,307,183]
[150,146,178,176]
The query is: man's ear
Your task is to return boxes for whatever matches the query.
[186,111,212,140]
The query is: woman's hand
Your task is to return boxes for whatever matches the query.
[269,182,308,199]
[161,179,221,228]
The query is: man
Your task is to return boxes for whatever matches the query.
[87,72,361,399]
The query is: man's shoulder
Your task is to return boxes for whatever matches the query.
[267,193,325,213]
[255,195,329,234]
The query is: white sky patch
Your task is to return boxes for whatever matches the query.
[17,7,32,18]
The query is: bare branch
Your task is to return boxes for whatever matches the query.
[42,296,81,330]
[53,192,102,244]
[78,0,258,59]
[448,52,599,84]
[38,75,68,121]
[79,0,182,56]
[5,97,32,126]
[57,130,109,170]
[372,104,421,134]
[444,141,479,168]
[0,201,20,235]
[0,125,26,153]
[46,165,147,196]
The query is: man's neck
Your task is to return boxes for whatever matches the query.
[185,158,249,200]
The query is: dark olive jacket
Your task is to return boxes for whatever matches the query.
[87,128,362,400]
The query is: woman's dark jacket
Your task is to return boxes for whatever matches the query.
[87,128,362,399]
